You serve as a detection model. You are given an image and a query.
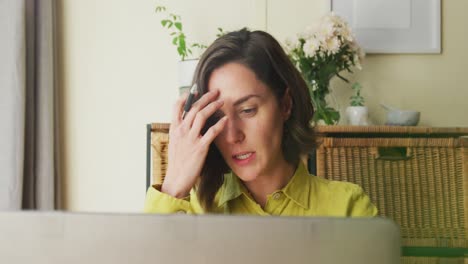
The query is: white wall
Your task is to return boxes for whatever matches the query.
[57,0,468,212]
[57,0,269,212]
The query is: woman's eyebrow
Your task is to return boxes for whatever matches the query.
[233,94,261,107]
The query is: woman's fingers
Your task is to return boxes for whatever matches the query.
[183,90,219,127]
[200,116,228,146]
[189,99,224,138]
[172,92,190,125]
[162,91,228,198]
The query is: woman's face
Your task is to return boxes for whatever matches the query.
[208,62,291,182]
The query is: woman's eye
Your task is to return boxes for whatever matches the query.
[240,107,257,115]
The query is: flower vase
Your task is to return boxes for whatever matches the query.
[178,59,199,95]
[310,82,340,125]
[345,106,369,126]
[285,13,366,126]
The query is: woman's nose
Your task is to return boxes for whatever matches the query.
[223,118,245,144]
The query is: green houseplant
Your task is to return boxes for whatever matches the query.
[285,12,365,125]
[349,82,365,107]
[345,82,369,126]
[155,5,207,61]
[155,5,226,93]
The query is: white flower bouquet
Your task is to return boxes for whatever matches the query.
[285,12,365,125]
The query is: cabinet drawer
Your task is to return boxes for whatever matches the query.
[316,137,468,248]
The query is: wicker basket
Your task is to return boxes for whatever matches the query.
[314,126,468,263]
[148,123,170,186]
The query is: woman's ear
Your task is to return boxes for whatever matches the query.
[281,88,293,121]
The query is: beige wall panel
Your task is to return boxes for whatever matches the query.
[58,0,261,212]
[58,0,468,212]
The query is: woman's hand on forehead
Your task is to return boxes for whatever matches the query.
[161,90,228,199]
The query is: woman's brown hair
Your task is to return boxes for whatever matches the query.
[192,28,315,210]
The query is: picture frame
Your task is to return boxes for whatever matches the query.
[330,0,441,53]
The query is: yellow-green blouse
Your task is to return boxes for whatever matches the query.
[144,162,378,217]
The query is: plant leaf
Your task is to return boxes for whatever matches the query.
[169,14,179,21]
[179,35,186,53]
[174,22,182,31]
[155,6,166,12]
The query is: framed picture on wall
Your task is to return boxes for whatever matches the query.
[330,0,441,53]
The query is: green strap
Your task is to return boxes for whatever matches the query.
[402,246,468,258]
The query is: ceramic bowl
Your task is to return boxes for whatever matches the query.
[386,110,420,126]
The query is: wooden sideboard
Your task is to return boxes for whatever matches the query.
[147,124,468,262]
[310,125,468,262]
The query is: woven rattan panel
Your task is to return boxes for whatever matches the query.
[316,137,468,249]
[150,124,170,185]
[149,124,468,261]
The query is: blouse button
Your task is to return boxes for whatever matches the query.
[272,192,282,200]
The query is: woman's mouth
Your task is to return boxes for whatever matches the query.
[235,153,253,160]
[232,152,256,165]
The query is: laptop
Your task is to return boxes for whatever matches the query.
[0,212,400,264]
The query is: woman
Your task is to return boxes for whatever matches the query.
[144,28,377,216]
